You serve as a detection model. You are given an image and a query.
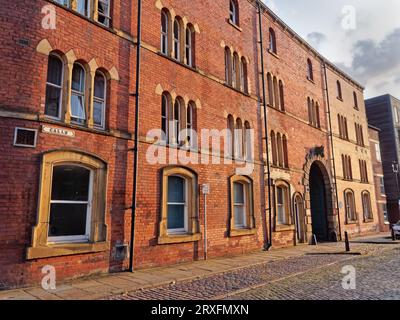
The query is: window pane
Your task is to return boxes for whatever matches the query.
[51,165,90,201]
[45,85,61,118]
[49,203,87,237]
[168,176,185,203]
[47,56,63,86]
[76,0,89,16]
[234,205,245,227]
[94,74,105,99]
[71,94,86,119]
[234,183,244,204]
[167,204,185,230]
[93,100,104,127]
[72,65,85,92]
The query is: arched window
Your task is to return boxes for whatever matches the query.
[337,80,343,100]
[308,98,313,126]
[71,63,86,124]
[307,58,313,81]
[271,131,277,166]
[173,99,181,145]
[229,0,239,25]
[267,73,274,105]
[277,132,283,167]
[244,121,252,161]
[235,118,243,159]
[273,77,279,108]
[353,91,358,110]
[186,101,196,148]
[173,18,181,61]
[230,175,255,234]
[276,182,290,225]
[159,167,200,243]
[227,115,235,157]
[282,134,288,168]
[225,47,232,85]
[185,25,195,67]
[362,191,373,221]
[232,52,239,89]
[93,71,107,129]
[240,57,248,93]
[279,80,284,111]
[269,28,277,54]
[161,9,169,55]
[315,102,320,128]
[161,92,171,142]
[45,54,64,119]
[345,190,356,222]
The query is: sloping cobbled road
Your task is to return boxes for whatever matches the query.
[108,244,398,300]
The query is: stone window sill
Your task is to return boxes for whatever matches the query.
[230,228,257,237]
[268,49,279,59]
[227,19,242,32]
[275,224,295,232]
[346,221,358,225]
[158,233,202,245]
[364,218,374,223]
[26,241,110,260]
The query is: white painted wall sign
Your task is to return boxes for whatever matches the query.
[42,125,75,138]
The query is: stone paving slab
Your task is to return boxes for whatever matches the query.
[0,233,393,300]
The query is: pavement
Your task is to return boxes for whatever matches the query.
[0,233,398,300]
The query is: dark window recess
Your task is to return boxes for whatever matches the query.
[14,128,37,147]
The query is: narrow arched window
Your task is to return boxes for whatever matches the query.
[93,71,106,129]
[173,18,181,61]
[186,101,196,148]
[235,118,243,159]
[227,115,235,157]
[240,57,248,93]
[307,58,313,81]
[345,190,356,222]
[315,102,320,128]
[273,77,279,108]
[232,53,239,90]
[277,132,283,167]
[161,9,169,55]
[244,121,252,161]
[337,80,343,100]
[71,63,86,124]
[308,98,313,125]
[353,91,358,110]
[362,191,373,221]
[161,93,170,142]
[282,134,288,168]
[45,54,63,119]
[185,25,195,67]
[225,47,232,85]
[173,99,181,144]
[279,80,284,111]
[271,131,277,166]
[229,0,239,25]
[269,28,277,54]
[267,73,274,105]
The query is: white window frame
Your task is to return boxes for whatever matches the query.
[161,10,169,55]
[277,186,288,225]
[233,182,247,229]
[229,0,238,25]
[375,143,382,162]
[173,99,181,145]
[75,0,91,18]
[185,28,193,67]
[173,19,180,61]
[93,71,106,129]
[13,127,38,148]
[167,175,188,234]
[97,0,111,27]
[45,54,64,120]
[187,103,194,148]
[70,63,87,123]
[161,94,169,142]
[47,165,93,244]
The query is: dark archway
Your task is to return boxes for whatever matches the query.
[309,162,329,241]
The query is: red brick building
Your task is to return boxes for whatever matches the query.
[0,0,382,289]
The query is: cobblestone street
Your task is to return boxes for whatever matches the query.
[109,242,400,300]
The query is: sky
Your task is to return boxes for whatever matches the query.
[262,0,400,99]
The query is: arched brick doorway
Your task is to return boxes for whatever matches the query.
[303,152,338,243]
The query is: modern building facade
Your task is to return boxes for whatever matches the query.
[0,0,381,289]
[368,125,389,231]
[366,94,400,225]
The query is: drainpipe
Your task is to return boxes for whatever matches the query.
[129,0,143,273]
[258,2,273,250]
[323,61,342,241]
